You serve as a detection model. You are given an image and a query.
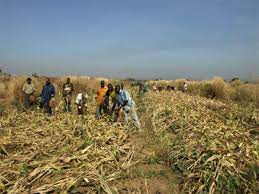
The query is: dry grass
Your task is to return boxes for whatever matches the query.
[144,91,258,193]
[0,99,137,193]
[0,76,116,108]
[0,75,258,193]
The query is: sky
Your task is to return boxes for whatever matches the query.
[0,0,258,80]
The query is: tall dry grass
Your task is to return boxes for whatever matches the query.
[0,75,258,109]
[148,76,258,106]
[0,75,116,108]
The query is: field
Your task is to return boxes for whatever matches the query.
[0,75,258,193]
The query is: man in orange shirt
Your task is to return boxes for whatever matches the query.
[96,80,108,119]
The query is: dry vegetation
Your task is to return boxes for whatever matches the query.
[144,91,258,193]
[0,75,258,193]
[149,76,259,107]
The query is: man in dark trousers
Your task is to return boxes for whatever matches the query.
[95,80,108,119]
[40,78,55,115]
[22,77,35,110]
[62,77,74,112]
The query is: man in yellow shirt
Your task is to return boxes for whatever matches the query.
[96,80,108,119]
[104,84,117,116]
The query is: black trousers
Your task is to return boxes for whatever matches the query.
[40,101,52,115]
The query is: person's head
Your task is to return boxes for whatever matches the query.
[100,80,105,88]
[121,81,125,88]
[67,77,70,83]
[26,78,32,84]
[46,78,51,85]
[108,83,113,91]
[115,85,121,94]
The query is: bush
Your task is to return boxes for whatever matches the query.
[201,83,215,99]
[186,83,203,96]
[211,77,225,99]
[231,84,257,103]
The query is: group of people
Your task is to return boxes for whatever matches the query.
[95,80,141,128]
[151,82,188,92]
[22,77,141,129]
[23,77,55,114]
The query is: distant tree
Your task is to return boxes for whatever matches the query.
[0,69,2,73]
[126,78,136,81]
[231,77,240,82]
[32,72,39,78]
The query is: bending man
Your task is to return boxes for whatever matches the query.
[114,85,141,129]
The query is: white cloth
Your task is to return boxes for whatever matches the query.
[183,83,188,91]
[75,93,88,104]
[23,83,35,95]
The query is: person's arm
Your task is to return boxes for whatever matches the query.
[22,84,26,93]
[32,84,36,94]
[39,87,44,101]
[122,91,129,106]
[71,83,74,92]
[75,94,80,104]
[51,85,55,97]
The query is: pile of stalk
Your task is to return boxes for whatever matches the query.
[0,102,136,193]
[144,91,258,193]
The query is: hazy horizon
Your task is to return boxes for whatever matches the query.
[0,0,258,81]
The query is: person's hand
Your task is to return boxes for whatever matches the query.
[115,107,121,113]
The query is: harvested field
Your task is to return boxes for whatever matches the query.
[144,91,258,193]
[0,78,258,194]
[0,101,137,193]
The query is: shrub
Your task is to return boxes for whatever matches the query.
[201,83,215,99]
[211,76,225,99]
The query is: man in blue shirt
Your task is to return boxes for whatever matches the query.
[40,78,55,115]
[114,85,141,129]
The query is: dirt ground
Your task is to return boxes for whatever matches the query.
[111,100,180,194]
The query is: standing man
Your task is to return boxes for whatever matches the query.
[138,82,144,94]
[63,78,74,112]
[95,80,108,119]
[143,82,148,94]
[114,85,141,129]
[105,84,117,116]
[40,78,55,115]
[22,78,35,110]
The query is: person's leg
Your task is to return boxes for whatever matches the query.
[68,101,71,112]
[78,105,82,115]
[95,105,101,119]
[113,109,120,122]
[67,95,72,112]
[63,97,68,112]
[129,107,141,129]
[109,102,116,116]
[44,101,52,115]
[124,110,129,125]
[103,104,108,114]
[23,94,30,110]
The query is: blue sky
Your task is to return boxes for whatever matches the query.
[0,0,258,80]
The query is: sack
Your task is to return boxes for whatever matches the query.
[49,98,59,108]
[29,95,36,102]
